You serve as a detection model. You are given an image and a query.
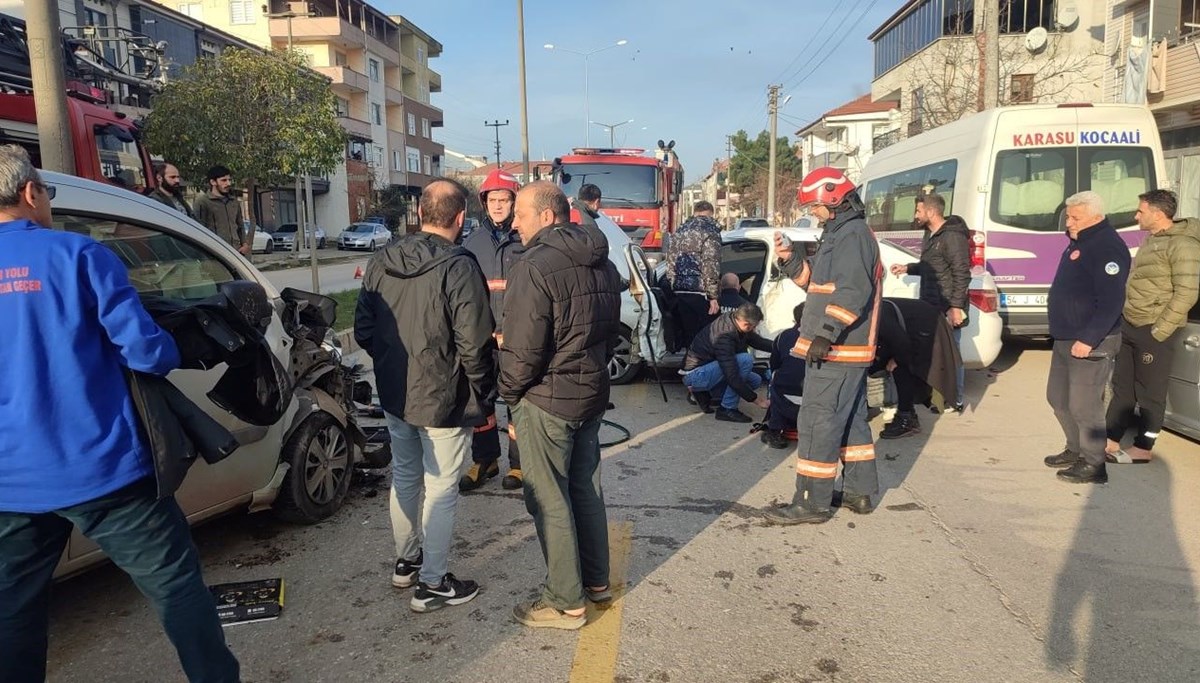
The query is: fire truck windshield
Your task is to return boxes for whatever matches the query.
[94,124,147,192]
[558,163,658,209]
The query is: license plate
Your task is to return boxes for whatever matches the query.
[1001,293,1048,307]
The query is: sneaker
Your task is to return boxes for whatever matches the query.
[410,573,480,613]
[692,390,714,414]
[1043,449,1080,469]
[513,600,586,630]
[459,461,499,492]
[501,468,523,490]
[392,550,423,589]
[760,429,790,449]
[763,503,833,526]
[952,402,965,414]
[1056,460,1108,484]
[715,407,752,423]
[880,411,920,439]
[585,586,613,604]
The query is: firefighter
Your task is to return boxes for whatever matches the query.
[764,167,882,525]
[459,169,525,491]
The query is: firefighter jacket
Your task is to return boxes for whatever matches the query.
[782,210,882,367]
[461,218,525,336]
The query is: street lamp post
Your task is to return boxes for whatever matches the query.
[543,39,627,146]
[591,119,634,147]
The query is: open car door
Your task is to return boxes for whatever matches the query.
[623,242,667,371]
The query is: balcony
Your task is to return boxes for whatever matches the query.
[270,16,363,49]
[385,85,404,105]
[338,115,372,142]
[428,70,441,93]
[807,152,848,171]
[873,129,902,152]
[314,66,369,94]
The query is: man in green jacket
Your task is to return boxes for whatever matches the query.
[192,165,249,255]
[1106,189,1200,463]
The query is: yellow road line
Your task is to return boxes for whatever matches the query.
[569,521,633,683]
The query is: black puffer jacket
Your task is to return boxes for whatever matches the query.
[905,215,972,314]
[682,312,773,402]
[499,222,622,421]
[354,231,497,428]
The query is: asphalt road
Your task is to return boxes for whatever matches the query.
[264,256,371,296]
[43,342,1200,682]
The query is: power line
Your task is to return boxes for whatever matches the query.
[785,0,883,92]
[767,4,848,85]
[779,0,869,90]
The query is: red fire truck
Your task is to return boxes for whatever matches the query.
[554,140,684,252]
[0,13,157,189]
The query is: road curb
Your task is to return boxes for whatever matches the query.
[336,328,361,355]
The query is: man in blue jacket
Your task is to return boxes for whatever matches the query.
[0,146,239,682]
[1043,191,1131,484]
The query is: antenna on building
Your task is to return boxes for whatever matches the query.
[1024,27,1048,53]
[1055,0,1079,31]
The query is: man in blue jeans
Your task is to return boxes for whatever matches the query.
[355,179,496,613]
[682,302,773,423]
[0,146,239,682]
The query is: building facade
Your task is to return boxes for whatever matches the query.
[795,94,900,184]
[869,0,1106,145]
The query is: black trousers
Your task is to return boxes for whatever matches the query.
[676,292,717,350]
[1106,320,1179,450]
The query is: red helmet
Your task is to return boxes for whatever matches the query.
[479,169,520,203]
[797,167,856,208]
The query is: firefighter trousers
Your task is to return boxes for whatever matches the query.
[793,363,879,508]
[471,404,521,470]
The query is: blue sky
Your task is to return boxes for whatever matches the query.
[380,0,899,179]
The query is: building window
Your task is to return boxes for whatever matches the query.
[393,150,402,170]
[998,0,1055,34]
[373,145,384,168]
[944,0,974,35]
[1010,73,1035,103]
[179,3,203,19]
[371,103,382,125]
[1183,0,1200,36]
[872,0,941,78]
[407,113,416,136]
[200,39,218,59]
[336,97,350,117]
[406,147,421,173]
[421,118,430,138]
[911,87,925,123]
[368,59,380,82]
[230,0,256,25]
[422,155,431,175]
[335,51,348,66]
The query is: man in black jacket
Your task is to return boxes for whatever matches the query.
[354,179,495,613]
[145,162,193,218]
[575,183,602,230]
[501,181,621,630]
[1042,191,1130,484]
[890,192,971,412]
[761,303,806,449]
[682,303,773,423]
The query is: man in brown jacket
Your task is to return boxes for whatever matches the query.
[192,165,248,254]
[1106,189,1200,463]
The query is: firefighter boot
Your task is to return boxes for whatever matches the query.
[459,461,499,492]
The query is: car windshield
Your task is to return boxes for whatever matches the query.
[275,224,297,234]
[346,224,376,234]
[557,163,658,209]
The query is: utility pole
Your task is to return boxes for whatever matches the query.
[767,84,780,224]
[516,0,531,181]
[265,6,306,254]
[724,135,734,228]
[485,119,509,169]
[27,0,75,174]
[980,0,1000,110]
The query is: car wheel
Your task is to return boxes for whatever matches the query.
[609,324,644,385]
[318,237,326,249]
[274,411,353,524]
[264,239,274,254]
[337,245,344,251]
[370,240,378,252]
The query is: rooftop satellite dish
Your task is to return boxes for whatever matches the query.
[1055,0,1079,30]
[1025,26,1049,53]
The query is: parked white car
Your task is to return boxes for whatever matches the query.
[45,172,359,578]
[250,225,275,254]
[614,225,1004,383]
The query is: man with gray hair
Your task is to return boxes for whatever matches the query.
[0,146,240,681]
[501,180,622,630]
[1043,190,1130,484]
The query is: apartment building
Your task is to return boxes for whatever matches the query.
[1104,0,1200,217]
[795,94,900,184]
[148,0,444,231]
[868,0,1106,146]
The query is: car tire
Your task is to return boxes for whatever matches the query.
[337,245,345,251]
[609,324,644,385]
[318,237,326,249]
[273,411,353,524]
[370,240,378,252]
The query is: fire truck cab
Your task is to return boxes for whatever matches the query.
[554,141,683,253]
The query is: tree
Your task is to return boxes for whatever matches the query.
[144,48,347,224]
[727,129,805,219]
[367,185,408,233]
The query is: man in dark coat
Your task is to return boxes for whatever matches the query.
[874,298,961,439]
[501,181,622,630]
[354,179,496,613]
[682,303,773,423]
[145,162,193,218]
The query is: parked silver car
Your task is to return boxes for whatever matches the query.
[337,222,391,251]
[273,222,327,250]
[1165,305,1200,440]
[46,172,361,578]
